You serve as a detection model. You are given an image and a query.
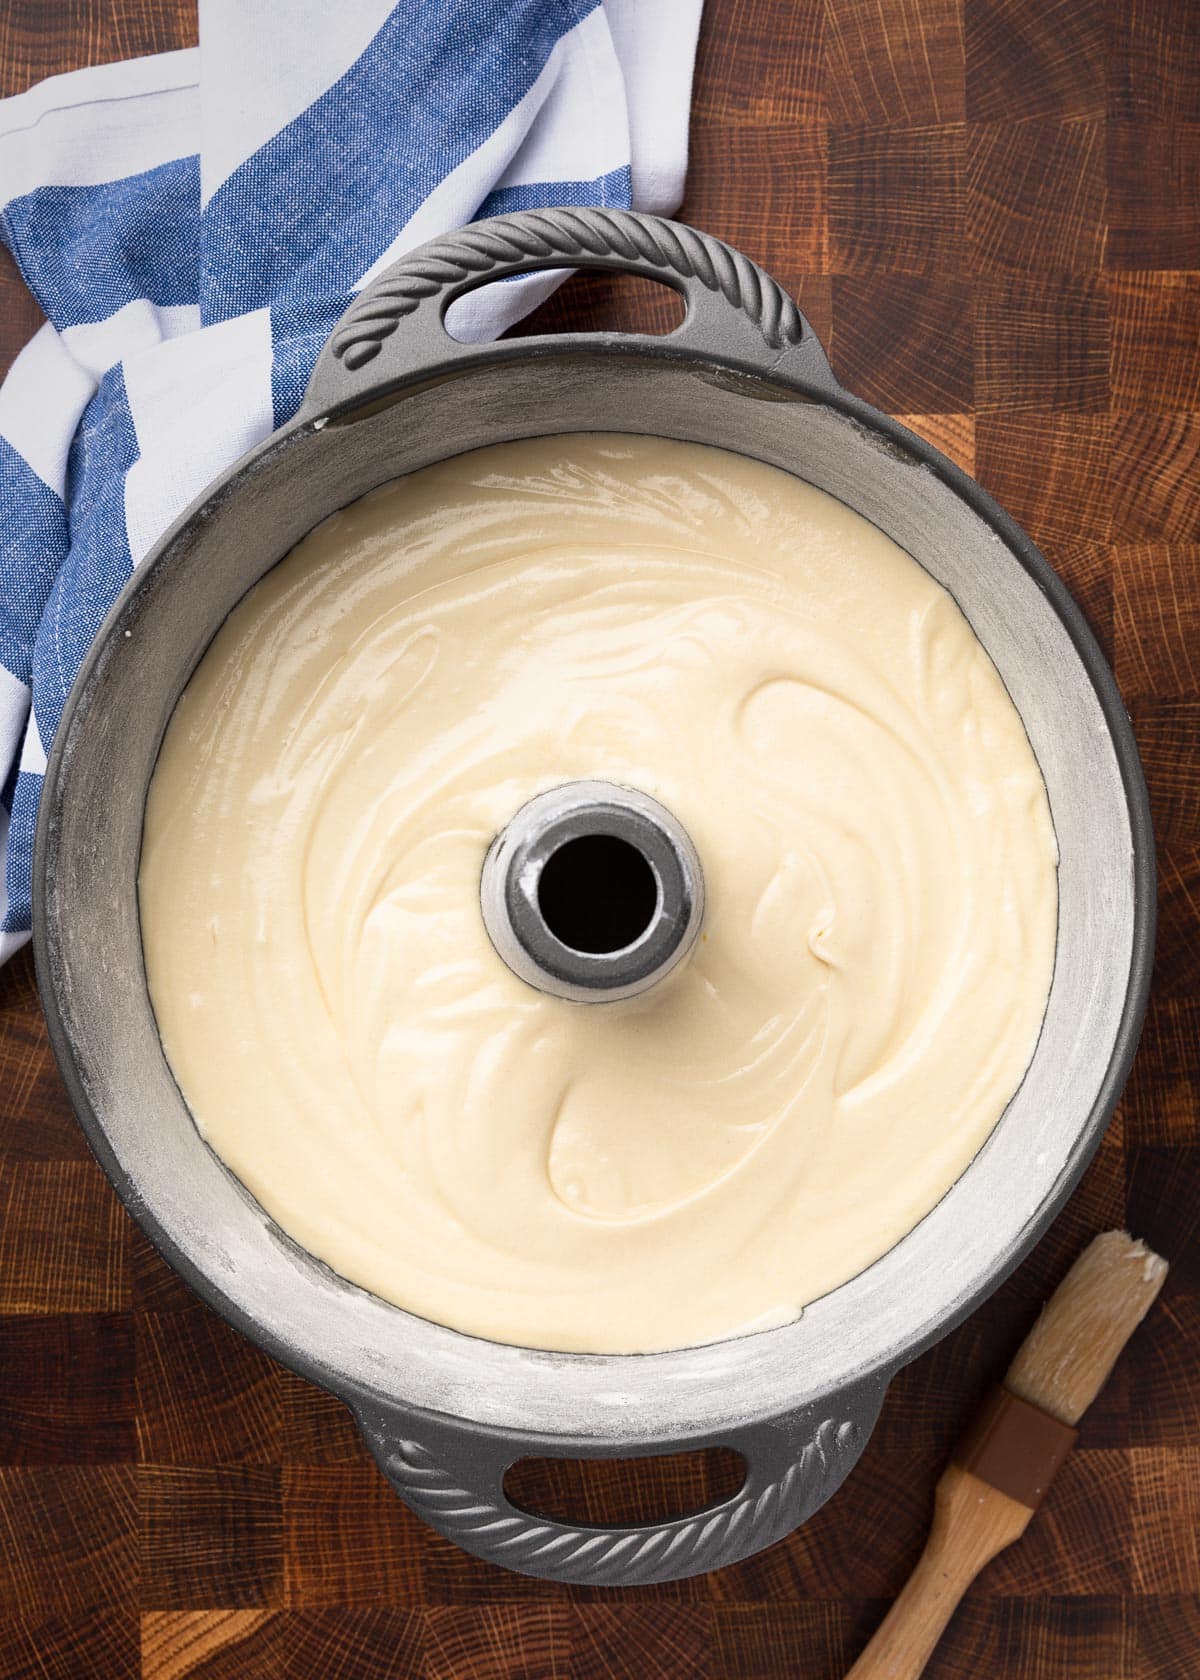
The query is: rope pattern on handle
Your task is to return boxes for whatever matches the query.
[331,207,806,370]
[377,1416,859,1586]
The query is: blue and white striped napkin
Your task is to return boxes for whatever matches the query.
[0,0,703,962]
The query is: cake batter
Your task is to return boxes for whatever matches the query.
[139,435,1058,1353]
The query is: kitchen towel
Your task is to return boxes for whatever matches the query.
[0,0,703,961]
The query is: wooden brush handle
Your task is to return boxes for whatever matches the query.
[846,1238,1166,1680]
[844,1465,1033,1680]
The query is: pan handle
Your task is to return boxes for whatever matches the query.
[353,1376,885,1587]
[299,207,838,421]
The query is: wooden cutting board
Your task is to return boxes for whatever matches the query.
[1,2,1197,1676]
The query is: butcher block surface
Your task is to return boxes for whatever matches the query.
[1,1,1197,1675]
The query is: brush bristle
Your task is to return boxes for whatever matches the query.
[1004,1230,1168,1425]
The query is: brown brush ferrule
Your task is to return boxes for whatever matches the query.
[951,1386,1079,1509]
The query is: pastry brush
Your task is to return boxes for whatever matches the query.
[846,1229,1168,1680]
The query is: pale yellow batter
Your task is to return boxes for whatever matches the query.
[140,435,1058,1354]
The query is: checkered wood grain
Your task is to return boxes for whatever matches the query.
[1,1,1197,1674]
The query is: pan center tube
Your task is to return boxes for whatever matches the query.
[480,780,705,1002]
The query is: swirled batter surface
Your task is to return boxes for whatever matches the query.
[140,435,1057,1353]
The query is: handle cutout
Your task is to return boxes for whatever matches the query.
[445,268,687,346]
[503,1445,745,1527]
